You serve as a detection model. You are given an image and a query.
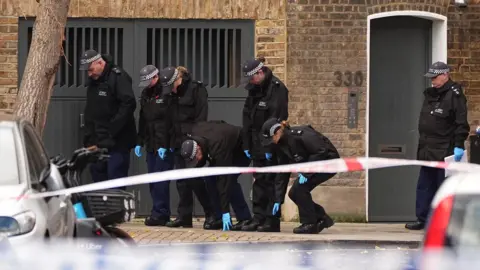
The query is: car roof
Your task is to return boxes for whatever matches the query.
[431,172,480,208]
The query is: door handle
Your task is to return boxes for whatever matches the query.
[80,113,85,128]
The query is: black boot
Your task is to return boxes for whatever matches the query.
[293,223,319,234]
[405,220,425,230]
[144,216,170,226]
[257,218,280,232]
[166,218,193,228]
[241,219,262,231]
[231,220,251,231]
[203,215,222,230]
[317,214,335,233]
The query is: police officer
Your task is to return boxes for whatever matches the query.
[160,66,218,229]
[179,120,253,231]
[406,61,470,230]
[261,118,338,234]
[79,49,137,188]
[240,57,290,232]
[135,65,174,226]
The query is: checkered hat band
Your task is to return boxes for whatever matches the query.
[190,141,198,160]
[269,123,281,137]
[140,69,159,81]
[429,68,449,74]
[245,62,264,77]
[162,69,179,86]
[80,54,101,65]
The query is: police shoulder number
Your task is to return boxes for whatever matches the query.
[111,67,122,74]
[290,129,303,136]
[451,84,463,96]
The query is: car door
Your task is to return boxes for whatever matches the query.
[22,124,71,237]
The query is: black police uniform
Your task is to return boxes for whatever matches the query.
[136,65,174,226]
[406,62,470,230]
[80,50,136,187]
[262,119,339,234]
[241,59,290,232]
[180,120,253,230]
[159,67,215,229]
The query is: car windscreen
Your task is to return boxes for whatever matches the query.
[0,126,20,185]
[447,195,480,250]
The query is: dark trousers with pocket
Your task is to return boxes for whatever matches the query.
[174,153,214,221]
[288,173,336,224]
[205,150,252,221]
[251,158,279,225]
[415,166,445,222]
[146,151,174,219]
[90,150,131,190]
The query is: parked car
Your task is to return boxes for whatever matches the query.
[0,114,76,245]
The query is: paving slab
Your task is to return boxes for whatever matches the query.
[119,221,423,248]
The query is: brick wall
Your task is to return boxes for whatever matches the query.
[0,17,18,113]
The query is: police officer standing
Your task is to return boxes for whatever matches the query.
[406,62,470,230]
[261,118,338,234]
[79,49,137,188]
[135,65,174,226]
[179,120,253,231]
[240,57,290,232]
[159,66,218,229]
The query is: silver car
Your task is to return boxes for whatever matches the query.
[0,114,76,245]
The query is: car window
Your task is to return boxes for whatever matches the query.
[23,128,43,184]
[447,195,480,250]
[24,124,50,168]
[0,126,20,185]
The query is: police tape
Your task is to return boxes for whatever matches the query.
[7,157,480,200]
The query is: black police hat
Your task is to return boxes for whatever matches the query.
[159,66,179,95]
[261,118,282,146]
[424,61,450,78]
[241,58,265,84]
[180,139,201,168]
[138,65,159,88]
[79,49,102,71]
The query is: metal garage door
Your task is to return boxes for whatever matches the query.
[18,18,255,217]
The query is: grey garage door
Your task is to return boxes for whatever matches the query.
[18,18,255,217]
[368,16,432,222]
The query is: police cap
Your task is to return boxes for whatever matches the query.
[241,57,265,84]
[159,66,179,95]
[424,61,450,78]
[261,118,282,146]
[79,49,102,71]
[180,139,200,168]
[138,65,159,88]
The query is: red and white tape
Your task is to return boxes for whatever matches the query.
[5,157,480,200]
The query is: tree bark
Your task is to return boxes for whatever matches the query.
[13,0,71,135]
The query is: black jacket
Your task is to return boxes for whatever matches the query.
[83,55,137,151]
[137,83,172,152]
[242,68,289,159]
[168,73,209,149]
[272,125,340,203]
[188,120,244,213]
[417,79,470,161]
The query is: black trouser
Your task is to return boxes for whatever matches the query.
[416,166,445,222]
[288,173,336,224]
[252,158,280,225]
[174,153,214,221]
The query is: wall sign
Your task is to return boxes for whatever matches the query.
[347,88,359,129]
[333,71,364,87]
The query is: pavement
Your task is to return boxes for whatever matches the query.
[119,221,424,249]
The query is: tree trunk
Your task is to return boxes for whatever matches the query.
[13,0,71,135]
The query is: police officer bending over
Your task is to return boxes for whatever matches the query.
[179,120,253,231]
[406,62,470,230]
[160,66,217,229]
[261,118,338,234]
[241,57,290,232]
[79,49,137,188]
[135,65,175,226]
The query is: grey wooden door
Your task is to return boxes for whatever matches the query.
[368,16,432,222]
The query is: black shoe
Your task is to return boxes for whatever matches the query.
[257,218,280,232]
[317,214,335,233]
[293,223,319,234]
[144,216,170,226]
[166,218,193,228]
[231,220,251,231]
[405,220,425,230]
[241,220,262,231]
[204,216,222,230]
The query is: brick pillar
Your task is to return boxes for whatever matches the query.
[0,17,18,114]
[255,19,287,83]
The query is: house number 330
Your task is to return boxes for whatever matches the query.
[333,71,363,87]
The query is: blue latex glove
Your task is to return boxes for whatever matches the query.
[244,150,251,159]
[299,174,308,184]
[454,147,464,162]
[158,148,167,160]
[170,148,175,152]
[265,153,272,160]
[272,203,280,215]
[222,213,232,231]
[134,145,142,157]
